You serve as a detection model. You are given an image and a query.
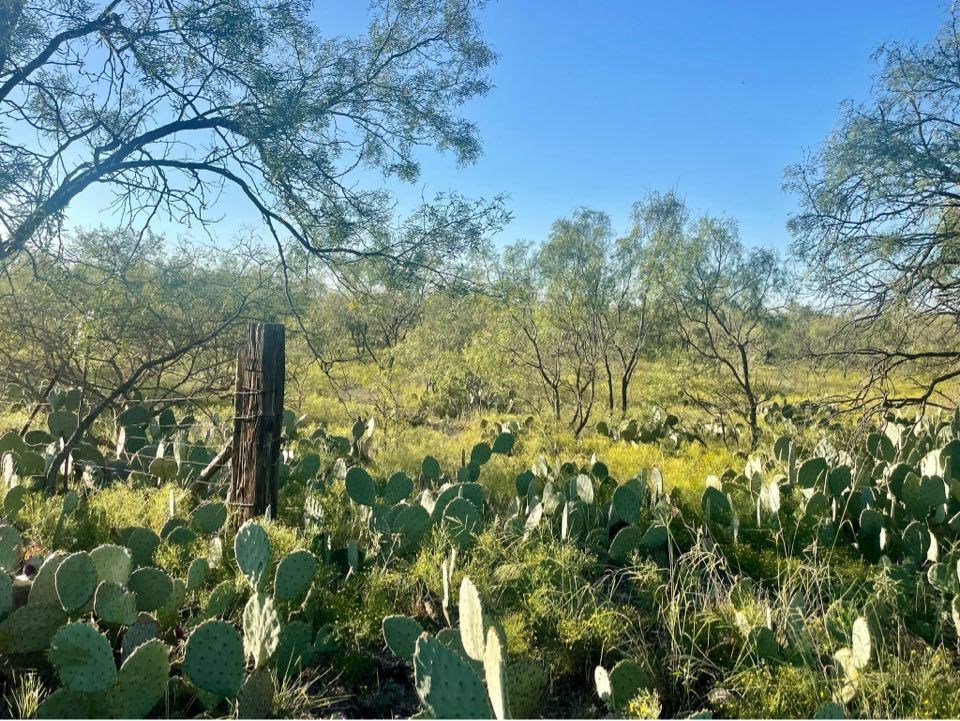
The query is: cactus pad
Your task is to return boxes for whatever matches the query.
[89,544,133,585]
[383,615,424,659]
[237,667,275,719]
[120,527,161,568]
[36,689,99,719]
[414,634,492,719]
[459,576,486,661]
[470,442,492,466]
[186,557,209,592]
[3,484,26,519]
[55,551,96,612]
[506,661,547,719]
[422,455,441,482]
[106,638,170,718]
[606,660,652,710]
[0,602,67,653]
[191,500,227,534]
[797,457,828,489]
[184,619,244,698]
[612,484,641,524]
[274,549,317,603]
[0,574,10,620]
[166,525,198,546]
[243,592,280,668]
[47,410,79,439]
[394,504,431,544]
[157,577,186,629]
[0,523,21,572]
[275,620,315,678]
[608,526,644,563]
[483,626,508,720]
[205,580,239,619]
[574,474,594,504]
[127,567,173,612]
[121,613,160,663]
[345,466,377,505]
[382,471,414,504]
[442,497,480,548]
[701,487,732,525]
[50,622,117,693]
[492,432,515,455]
[234,521,271,590]
[94,581,137,626]
[851,616,871,668]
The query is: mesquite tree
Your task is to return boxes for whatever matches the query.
[788,8,960,410]
[647,194,784,446]
[1,0,501,270]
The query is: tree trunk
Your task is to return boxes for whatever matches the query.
[603,354,614,412]
[229,322,285,523]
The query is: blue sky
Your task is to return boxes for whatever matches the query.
[69,1,949,251]
[390,0,948,250]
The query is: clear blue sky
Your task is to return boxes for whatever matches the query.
[68,1,950,251]
[353,0,948,250]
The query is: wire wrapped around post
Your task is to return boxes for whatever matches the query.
[227,322,285,523]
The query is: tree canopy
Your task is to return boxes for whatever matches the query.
[1,0,503,274]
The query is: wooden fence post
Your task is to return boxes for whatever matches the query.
[228,322,285,522]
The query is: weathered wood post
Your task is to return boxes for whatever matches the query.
[228,322,285,522]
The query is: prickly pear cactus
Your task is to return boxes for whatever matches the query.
[121,527,161,568]
[36,688,98,719]
[237,666,275,719]
[394,504,431,551]
[611,484,642,524]
[0,574,11,620]
[50,622,118,693]
[492,432,515,455]
[506,660,547,718]
[414,634,493,719]
[275,620,315,679]
[459,576,486,661]
[165,525,198,547]
[383,615,424,659]
[89,544,133,585]
[483,626,508,720]
[0,523,22,572]
[608,526,644,563]
[382,471,414,504]
[273,549,317,603]
[94,581,137,626]
[27,552,67,606]
[186,557,209,592]
[345,466,377,506]
[422,455,441,482]
[442,497,480,548]
[47,410,79,439]
[128,567,173,612]
[0,602,67,653]
[242,593,281,668]
[205,580,239,619]
[234,521,271,590]
[105,638,170,718]
[55,551,96,613]
[121,613,160,663]
[156,577,186,629]
[184,619,244,698]
[191,500,227,534]
[595,659,652,711]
